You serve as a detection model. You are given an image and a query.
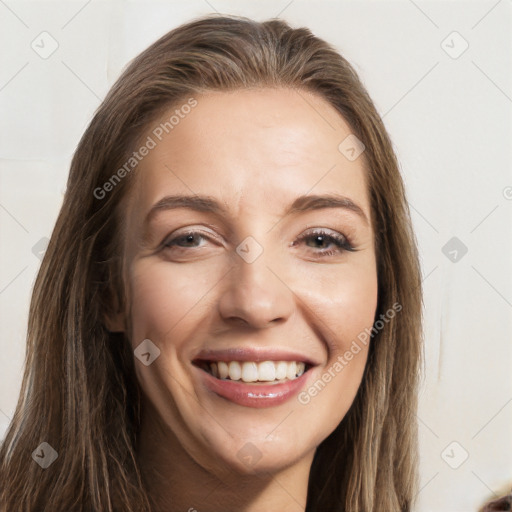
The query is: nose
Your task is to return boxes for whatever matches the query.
[217,246,294,329]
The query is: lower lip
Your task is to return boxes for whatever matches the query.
[195,366,313,408]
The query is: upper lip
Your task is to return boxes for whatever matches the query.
[192,347,320,366]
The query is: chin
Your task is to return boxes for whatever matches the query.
[192,418,318,476]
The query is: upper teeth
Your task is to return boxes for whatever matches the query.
[206,361,306,382]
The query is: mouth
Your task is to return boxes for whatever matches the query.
[192,359,313,384]
[191,347,320,407]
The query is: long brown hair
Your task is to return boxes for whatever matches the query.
[0,14,423,511]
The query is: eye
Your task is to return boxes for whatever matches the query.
[162,230,211,250]
[160,227,356,259]
[292,229,355,258]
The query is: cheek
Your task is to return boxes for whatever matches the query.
[292,263,378,438]
[126,260,216,348]
[126,260,216,424]
[296,259,378,357]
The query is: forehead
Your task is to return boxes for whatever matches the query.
[126,87,370,223]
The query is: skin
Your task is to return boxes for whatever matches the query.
[108,87,378,511]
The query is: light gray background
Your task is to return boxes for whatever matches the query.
[1,1,511,510]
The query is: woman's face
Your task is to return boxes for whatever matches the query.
[118,88,378,475]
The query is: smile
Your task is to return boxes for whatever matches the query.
[195,360,310,383]
[192,350,318,408]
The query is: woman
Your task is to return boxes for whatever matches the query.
[0,14,423,511]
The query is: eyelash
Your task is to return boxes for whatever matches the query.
[162,228,356,258]
[293,229,356,257]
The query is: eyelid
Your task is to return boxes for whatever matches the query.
[298,226,349,239]
[163,224,222,240]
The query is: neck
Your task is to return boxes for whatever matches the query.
[136,401,313,512]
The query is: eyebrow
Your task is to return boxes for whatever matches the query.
[144,193,369,226]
